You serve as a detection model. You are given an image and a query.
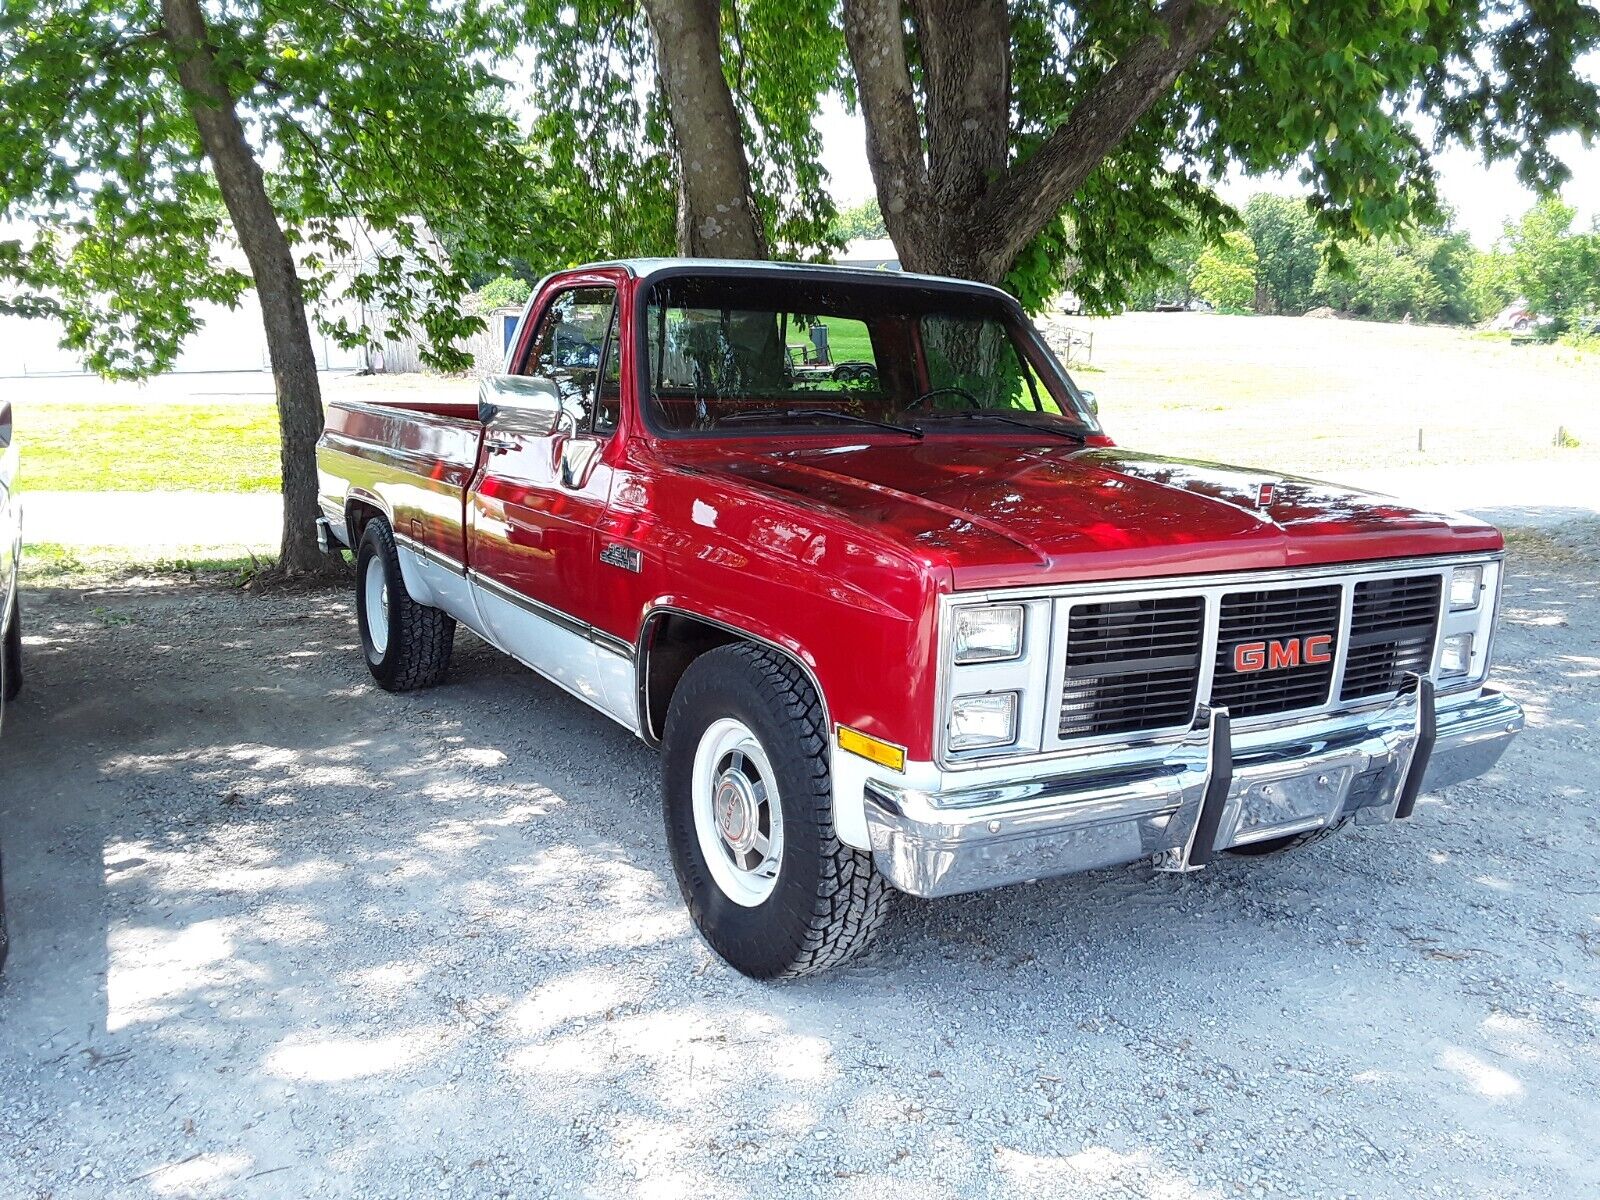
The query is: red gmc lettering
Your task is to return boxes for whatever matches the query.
[1234,636,1333,673]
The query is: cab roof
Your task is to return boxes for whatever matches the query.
[577,257,1015,302]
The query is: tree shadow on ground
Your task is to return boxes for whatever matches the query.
[0,571,1594,1198]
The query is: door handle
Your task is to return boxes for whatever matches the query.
[485,435,518,453]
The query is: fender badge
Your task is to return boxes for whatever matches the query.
[1256,482,1275,509]
[600,543,642,573]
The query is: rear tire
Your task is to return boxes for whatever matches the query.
[661,643,889,979]
[355,519,455,692]
[2,593,21,704]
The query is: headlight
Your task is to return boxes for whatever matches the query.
[948,692,1019,751]
[953,605,1024,664]
[1440,633,1474,677]
[1449,565,1483,611]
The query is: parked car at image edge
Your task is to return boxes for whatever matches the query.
[315,259,1523,979]
[0,398,23,972]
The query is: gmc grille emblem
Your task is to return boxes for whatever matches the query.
[1233,635,1332,673]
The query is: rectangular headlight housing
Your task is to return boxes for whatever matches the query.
[948,692,1019,751]
[1449,565,1484,611]
[953,605,1024,664]
[1440,632,1474,677]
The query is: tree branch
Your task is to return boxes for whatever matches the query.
[910,0,1010,209]
[840,0,930,255]
[977,0,1234,280]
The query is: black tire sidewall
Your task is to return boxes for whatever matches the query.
[662,650,834,979]
[1,591,19,706]
[355,522,403,685]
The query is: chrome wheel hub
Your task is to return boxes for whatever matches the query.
[713,766,759,855]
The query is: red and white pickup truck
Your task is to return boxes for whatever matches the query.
[317,261,1522,978]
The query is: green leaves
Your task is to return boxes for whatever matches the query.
[0,0,547,377]
[1501,198,1600,323]
[986,0,1599,308]
[1191,229,1258,312]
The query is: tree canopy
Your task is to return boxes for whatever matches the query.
[0,0,541,376]
[517,0,843,262]
[540,0,1600,312]
[0,0,545,570]
[1128,192,1597,332]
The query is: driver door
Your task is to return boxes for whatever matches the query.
[467,281,629,721]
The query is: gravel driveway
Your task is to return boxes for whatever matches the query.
[1,551,1596,1199]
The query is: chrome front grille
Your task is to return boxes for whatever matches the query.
[1055,569,1445,743]
[1341,575,1443,700]
[1058,596,1205,738]
[1211,585,1342,718]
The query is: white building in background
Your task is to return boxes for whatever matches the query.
[837,238,901,271]
[0,216,438,379]
[0,291,366,378]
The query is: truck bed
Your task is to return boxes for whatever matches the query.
[318,396,485,564]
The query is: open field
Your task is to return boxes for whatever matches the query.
[9,313,1596,495]
[1047,312,1598,473]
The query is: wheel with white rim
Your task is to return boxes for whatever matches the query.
[692,717,785,906]
[662,642,890,979]
[354,518,455,692]
[363,553,391,657]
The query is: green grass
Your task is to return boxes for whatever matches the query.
[19,403,281,492]
[821,321,875,364]
[20,542,274,587]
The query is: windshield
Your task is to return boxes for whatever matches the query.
[641,274,1096,437]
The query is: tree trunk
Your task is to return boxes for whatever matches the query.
[843,0,1012,281]
[975,0,1233,281]
[846,0,1233,286]
[643,0,767,259]
[161,0,334,576]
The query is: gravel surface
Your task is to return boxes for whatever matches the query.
[1,549,1596,1199]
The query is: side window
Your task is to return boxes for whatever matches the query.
[520,286,617,432]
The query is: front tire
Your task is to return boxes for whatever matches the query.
[1226,818,1349,857]
[355,519,455,692]
[661,643,889,979]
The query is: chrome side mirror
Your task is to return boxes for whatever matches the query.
[478,374,563,434]
[558,437,602,489]
[554,396,589,437]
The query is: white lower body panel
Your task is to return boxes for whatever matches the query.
[392,539,638,734]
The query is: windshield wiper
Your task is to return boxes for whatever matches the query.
[912,410,1088,442]
[718,408,923,439]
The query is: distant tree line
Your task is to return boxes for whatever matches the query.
[1132,195,1599,333]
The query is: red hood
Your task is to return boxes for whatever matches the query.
[673,439,1502,590]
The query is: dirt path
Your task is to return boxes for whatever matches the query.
[1,556,1596,1198]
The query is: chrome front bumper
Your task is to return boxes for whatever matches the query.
[863,681,1524,899]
